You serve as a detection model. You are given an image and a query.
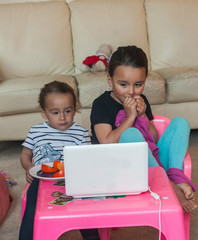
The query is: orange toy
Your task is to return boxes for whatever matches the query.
[53,170,65,178]
[41,164,57,173]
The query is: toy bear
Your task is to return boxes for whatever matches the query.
[80,44,115,72]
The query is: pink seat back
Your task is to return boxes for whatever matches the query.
[153,115,170,139]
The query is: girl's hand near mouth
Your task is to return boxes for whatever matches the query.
[134,95,146,117]
[123,97,137,121]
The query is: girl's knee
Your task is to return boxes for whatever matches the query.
[171,116,190,131]
[172,116,189,125]
[119,127,145,143]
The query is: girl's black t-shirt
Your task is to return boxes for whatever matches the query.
[90,91,153,144]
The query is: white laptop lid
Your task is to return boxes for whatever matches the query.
[64,142,148,198]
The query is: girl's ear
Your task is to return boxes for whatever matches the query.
[107,73,113,87]
[40,109,48,120]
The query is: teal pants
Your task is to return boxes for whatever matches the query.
[119,117,190,171]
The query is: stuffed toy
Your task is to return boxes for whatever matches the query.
[80,44,115,72]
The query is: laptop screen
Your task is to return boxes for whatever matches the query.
[64,142,148,198]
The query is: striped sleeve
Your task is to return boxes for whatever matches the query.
[81,129,91,145]
[22,129,34,150]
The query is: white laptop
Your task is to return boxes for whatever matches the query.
[63,142,148,198]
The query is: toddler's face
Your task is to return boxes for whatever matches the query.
[107,65,146,104]
[41,93,75,131]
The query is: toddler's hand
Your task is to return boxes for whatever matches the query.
[134,95,146,117]
[26,164,34,183]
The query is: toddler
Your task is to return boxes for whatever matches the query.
[19,81,99,240]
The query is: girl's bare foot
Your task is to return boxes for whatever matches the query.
[171,181,197,212]
[177,182,196,200]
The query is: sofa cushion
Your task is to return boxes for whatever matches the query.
[0,75,78,116]
[143,71,166,105]
[76,70,165,108]
[145,0,198,70]
[156,67,198,103]
[69,0,150,74]
[76,72,111,108]
[0,0,74,80]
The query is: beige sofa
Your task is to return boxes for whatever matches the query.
[0,0,198,141]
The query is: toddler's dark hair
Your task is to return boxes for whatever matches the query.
[39,81,76,110]
[108,45,148,77]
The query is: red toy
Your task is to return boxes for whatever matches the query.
[81,44,115,72]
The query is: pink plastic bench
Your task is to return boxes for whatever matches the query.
[32,167,186,240]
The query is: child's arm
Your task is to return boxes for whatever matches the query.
[20,147,34,183]
[95,97,137,144]
[95,121,130,144]
[148,121,158,143]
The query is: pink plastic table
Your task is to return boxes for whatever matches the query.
[33,167,187,240]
